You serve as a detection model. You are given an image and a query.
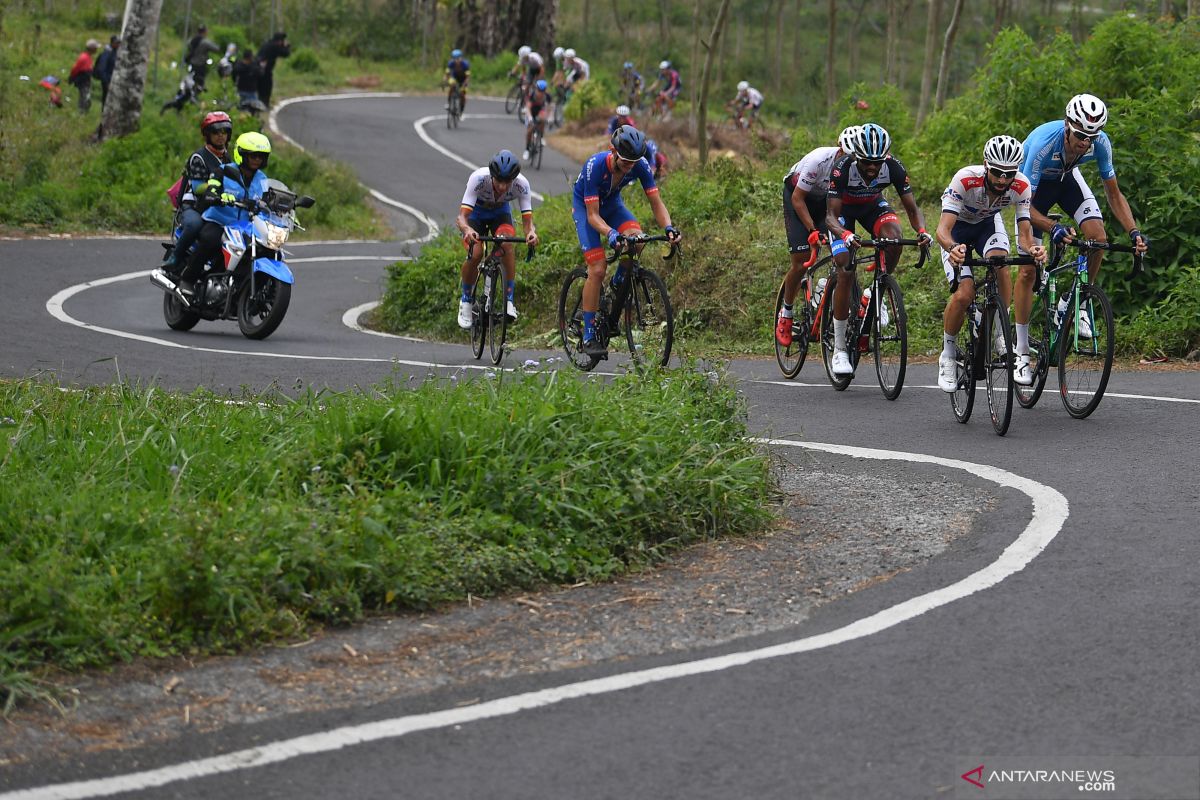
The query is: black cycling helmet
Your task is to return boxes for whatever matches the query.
[489,149,521,181]
[610,124,646,160]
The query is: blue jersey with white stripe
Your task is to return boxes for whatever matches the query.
[1020,120,1116,195]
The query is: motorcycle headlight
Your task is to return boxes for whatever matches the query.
[261,221,290,250]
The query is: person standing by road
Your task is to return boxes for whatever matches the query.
[68,39,99,112]
[185,25,220,91]
[93,36,119,110]
[256,31,291,107]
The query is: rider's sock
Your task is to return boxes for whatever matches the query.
[943,332,957,355]
[780,302,793,318]
[833,318,848,349]
[611,263,627,287]
[582,311,596,341]
[461,281,474,303]
[1015,323,1029,354]
[505,280,514,301]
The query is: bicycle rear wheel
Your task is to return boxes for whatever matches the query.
[557,267,599,371]
[469,281,485,360]
[505,84,521,114]
[871,273,907,400]
[1016,296,1050,409]
[533,131,544,170]
[1057,283,1114,419]
[983,300,1014,436]
[488,292,507,365]
[625,268,674,368]
[820,272,858,391]
[773,278,808,379]
[950,324,975,423]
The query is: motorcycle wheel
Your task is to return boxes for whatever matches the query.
[237,274,292,340]
[163,291,201,331]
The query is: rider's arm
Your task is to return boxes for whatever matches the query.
[520,210,537,246]
[936,210,965,264]
[647,192,673,234]
[1100,176,1141,239]
[825,196,847,241]
[790,184,818,232]
[583,198,612,239]
[899,192,926,235]
[1015,218,1046,263]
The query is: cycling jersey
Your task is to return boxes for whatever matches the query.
[645,140,667,177]
[739,87,763,107]
[460,166,533,220]
[566,57,589,82]
[446,58,469,82]
[826,154,912,206]
[940,165,1031,225]
[607,114,636,136]
[623,70,643,91]
[659,69,682,94]
[785,146,841,196]
[1021,120,1115,195]
[527,52,544,71]
[572,151,659,259]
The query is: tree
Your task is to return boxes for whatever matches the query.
[934,0,964,111]
[697,0,733,167]
[917,0,942,128]
[99,0,164,141]
[885,0,900,84]
[454,0,558,58]
[826,0,837,122]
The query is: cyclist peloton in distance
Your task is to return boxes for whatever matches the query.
[824,123,932,376]
[572,125,681,357]
[455,150,539,328]
[774,125,860,347]
[935,135,1047,391]
[444,48,470,112]
[1018,93,1148,338]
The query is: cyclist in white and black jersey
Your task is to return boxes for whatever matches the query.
[454,151,539,329]
[934,135,1047,392]
[564,50,589,87]
[824,123,931,376]
[773,125,859,347]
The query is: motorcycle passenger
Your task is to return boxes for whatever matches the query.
[178,132,272,297]
[163,111,234,272]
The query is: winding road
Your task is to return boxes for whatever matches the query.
[2,94,1199,800]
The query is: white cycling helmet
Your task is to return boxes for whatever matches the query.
[518,45,532,59]
[983,134,1024,170]
[659,60,670,70]
[838,125,861,155]
[563,48,576,59]
[1065,93,1107,134]
[552,46,564,59]
[854,123,891,161]
[737,80,749,91]
[616,104,631,116]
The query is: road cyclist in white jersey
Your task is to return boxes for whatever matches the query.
[1017,93,1148,338]
[455,150,539,329]
[935,135,1047,391]
[729,81,763,128]
[774,125,860,348]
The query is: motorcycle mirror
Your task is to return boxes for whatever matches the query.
[296,196,316,209]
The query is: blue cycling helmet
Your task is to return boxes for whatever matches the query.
[854,123,891,161]
[623,61,634,69]
[489,149,521,181]
[535,79,548,91]
[610,125,647,160]
[450,48,463,58]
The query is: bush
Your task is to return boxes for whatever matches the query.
[288,47,322,74]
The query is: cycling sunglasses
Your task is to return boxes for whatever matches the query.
[1068,125,1100,143]
[988,167,1018,179]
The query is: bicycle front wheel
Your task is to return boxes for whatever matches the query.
[625,268,674,368]
[469,282,485,360]
[871,273,907,400]
[950,324,975,423]
[773,278,808,379]
[505,84,521,114]
[1016,295,1051,409]
[533,132,544,170]
[983,300,1014,436]
[488,295,507,365]
[820,272,858,391]
[1057,283,1114,419]
[557,267,598,371]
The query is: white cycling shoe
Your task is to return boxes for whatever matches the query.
[1014,354,1034,386]
[506,300,518,320]
[1076,310,1094,339]
[937,353,957,393]
[457,300,473,330]
[831,350,855,376]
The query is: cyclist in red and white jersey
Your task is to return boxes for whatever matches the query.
[649,61,682,117]
[934,135,1046,391]
[729,81,763,128]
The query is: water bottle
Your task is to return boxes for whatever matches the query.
[812,277,826,309]
[1055,297,1068,329]
[970,306,982,336]
[857,286,871,319]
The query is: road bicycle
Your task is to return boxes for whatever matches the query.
[558,233,678,372]
[773,236,837,379]
[468,236,532,366]
[550,84,570,130]
[528,121,545,170]
[1015,236,1139,419]
[948,253,1037,436]
[505,78,527,118]
[445,79,463,129]
[816,237,926,399]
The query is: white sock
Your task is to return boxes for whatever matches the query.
[943,332,957,357]
[833,318,848,351]
[1015,323,1029,355]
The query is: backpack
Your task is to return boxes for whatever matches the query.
[166,174,185,209]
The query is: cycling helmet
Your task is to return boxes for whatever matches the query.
[450,48,462,58]
[610,125,647,160]
[200,110,232,137]
[489,149,521,181]
[535,79,548,91]
[983,134,1024,170]
[1065,93,1107,134]
[518,45,532,59]
[854,123,891,161]
[659,60,670,70]
[623,61,633,69]
[615,104,631,116]
[233,131,271,167]
[553,46,564,59]
[563,48,576,59]
[838,124,861,155]
[737,80,749,91]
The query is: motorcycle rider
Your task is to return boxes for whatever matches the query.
[163,111,234,272]
[178,131,272,297]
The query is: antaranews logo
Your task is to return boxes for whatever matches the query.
[962,764,985,788]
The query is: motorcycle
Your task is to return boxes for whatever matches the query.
[160,64,203,113]
[149,169,315,340]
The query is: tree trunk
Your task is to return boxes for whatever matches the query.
[454,0,558,58]
[774,0,785,91]
[611,0,626,37]
[582,0,590,31]
[99,0,163,140]
[689,0,703,131]
[885,0,899,84]
[658,0,671,47]
[792,0,803,69]
[1189,0,1197,19]
[826,0,837,123]
[916,0,941,128]
[698,0,733,167]
[934,0,963,111]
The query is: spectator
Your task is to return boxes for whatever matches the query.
[39,75,63,108]
[256,31,291,107]
[185,24,220,91]
[93,35,120,109]
[68,39,100,112]
[231,49,263,107]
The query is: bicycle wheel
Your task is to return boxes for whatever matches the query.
[950,324,975,423]
[1057,283,1114,419]
[557,267,598,371]
[1016,295,1051,409]
[469,280,485,360]
[625,268,674,368]
[820,272,858,391]
[773,278,808,379]
[533,131,544,170]
[871,273,907,401]
[505,83,521,114]
[983,300,1014,436]
[552,99,564,129]
[488,291,507,365]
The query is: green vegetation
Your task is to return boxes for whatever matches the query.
[0,372,773,707]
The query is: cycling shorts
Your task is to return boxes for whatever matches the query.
[829,199,899,263]
[526,104,547,123]
[465,210,515,247]
[940,214,1009,286]
[1017,167,1101,253]
[783,182,828,253]
[572,199,641,264]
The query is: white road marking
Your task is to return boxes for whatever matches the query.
[412,114,546,202]
[749,378,1200,404]
[0,441,1067,800]
[342,301,426,342]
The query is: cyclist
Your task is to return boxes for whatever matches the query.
[935,135,1047,392]
[774,125,860,347]
[550,47,568,88]
[162,111,234,272]
[563,48,589,89]
[620,61,644,108]
[572,125,681,357]
[729,80,763,128]
[649,60,682,118]
[606,104,636,137]
[444,48,470,113]
[455,150,539,328]
[523,79,551,162]
[645,137,668,180]
[1018,93,1148,338]
[825,123,932,376]
[525,49,546,85]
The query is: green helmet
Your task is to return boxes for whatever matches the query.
[234,131,271,168]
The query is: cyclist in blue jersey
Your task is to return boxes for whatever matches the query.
[572,125,681,357]
[1018,94,1148,337]
[606,104,636,137]
[444,49,470,112]
[620,61,643,108]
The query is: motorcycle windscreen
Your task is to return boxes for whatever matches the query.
[253,257,295,284]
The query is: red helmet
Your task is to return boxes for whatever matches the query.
[200,111,232,136]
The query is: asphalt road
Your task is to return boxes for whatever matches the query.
[2,94,1199,800]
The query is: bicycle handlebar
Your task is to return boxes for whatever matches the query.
[853,236,930,270]
[607,232,681,263]
[475,235,536,262]
[958,253,1039,267]
[1051,238,1144,274]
